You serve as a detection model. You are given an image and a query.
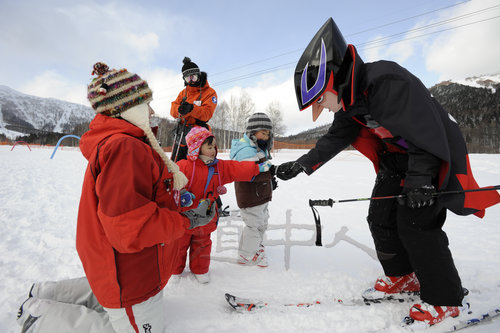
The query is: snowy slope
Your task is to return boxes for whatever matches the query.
[450,73,500,93]
[0,146,499,333]
[0,85,94,138]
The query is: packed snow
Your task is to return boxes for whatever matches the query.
[1,144,499,333]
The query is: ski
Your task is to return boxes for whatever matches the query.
[224,292,417,313]
[446,308,500,332]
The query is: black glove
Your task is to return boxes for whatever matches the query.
[178,101,193,116]
[397,185,436,209]
[182,199,217,229]
[271,176,278,190]
[269,165,276,176]
[276,161,303,181]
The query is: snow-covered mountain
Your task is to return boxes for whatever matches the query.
[0,85,94,139]
[448,72,500,93]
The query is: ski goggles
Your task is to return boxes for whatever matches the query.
[184,74,199,83]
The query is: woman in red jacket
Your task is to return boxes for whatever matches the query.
[174,127,272,284]
[17,63,216,333]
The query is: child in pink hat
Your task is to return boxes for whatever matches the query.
[174,126,272,283]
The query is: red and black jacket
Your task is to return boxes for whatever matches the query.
[297,54,499,217]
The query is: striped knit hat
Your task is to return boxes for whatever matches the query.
[87,62,188,191]
[181,57,200,77]
[246,112,273,136]
[246,112,274,153]
[87,62,153,117]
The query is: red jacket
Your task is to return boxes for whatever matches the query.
[170,82,217,127]
[176,158,260,233]
[77,114,190,308]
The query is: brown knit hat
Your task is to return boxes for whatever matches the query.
[87,62,153,116]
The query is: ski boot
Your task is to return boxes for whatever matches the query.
[362,272,420,303]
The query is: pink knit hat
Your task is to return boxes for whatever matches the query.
[186,126,216,161]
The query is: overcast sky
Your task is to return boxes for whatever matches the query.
[1,0,499,135]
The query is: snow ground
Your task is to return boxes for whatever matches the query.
[0,145,499,333]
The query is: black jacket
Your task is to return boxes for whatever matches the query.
[297,57,499,217]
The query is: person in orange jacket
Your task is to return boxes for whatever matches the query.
[16,63,216,333]
[174,126,273,284]
[170,57,217,162]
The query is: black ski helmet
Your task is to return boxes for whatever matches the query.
[294,18,347,111]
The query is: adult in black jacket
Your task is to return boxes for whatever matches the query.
[276,18,500,327]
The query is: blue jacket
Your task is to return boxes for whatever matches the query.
[230,134,273,208]
[230,133,270,162]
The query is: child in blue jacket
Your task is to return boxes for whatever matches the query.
[230,113,275,267]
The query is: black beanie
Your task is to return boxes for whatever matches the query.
[182,57,200,77]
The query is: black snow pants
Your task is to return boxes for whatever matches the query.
[366,152,464,306]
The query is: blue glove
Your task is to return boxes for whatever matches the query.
[180,189,195,207]
[259,161,272,172]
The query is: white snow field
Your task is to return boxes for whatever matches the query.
[1,145,499,332]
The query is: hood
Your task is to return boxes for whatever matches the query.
[229,133,271,160]
[335,44,366,110]
[80,114,145,161]
[229,134,251,160]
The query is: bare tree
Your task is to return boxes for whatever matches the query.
[209,100,230,130]
[228,90,255,132]
[265,100,286,136]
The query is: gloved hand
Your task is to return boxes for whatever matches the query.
[271,176,278,190]
[180,189,195,207]
[276,161,303,181]
[182,199,217,229]
[397,185,436,209]
[269,165,276,176]
[178,101,194,116]
[259,160,273,172]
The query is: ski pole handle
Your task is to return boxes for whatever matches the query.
[309,199,334,207]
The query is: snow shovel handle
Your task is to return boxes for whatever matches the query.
[309,185,500,206]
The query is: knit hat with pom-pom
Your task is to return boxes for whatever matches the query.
[185,126,216,162]
[87,62,187,191]
[181,57,200,77]
[87,62,153,117]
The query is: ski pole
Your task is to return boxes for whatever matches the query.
[309,185,500,206]
[172,120,187,162]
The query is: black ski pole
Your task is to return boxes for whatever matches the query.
[309,185,500,206]
[308,185,499,247]
[171,97,188,162]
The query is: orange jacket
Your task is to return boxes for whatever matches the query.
[176,158,260,233]
[170,82,217,127]
[77,114,190,308]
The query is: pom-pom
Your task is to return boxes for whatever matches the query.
[182,57,191,64]
[92,62,110,76]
